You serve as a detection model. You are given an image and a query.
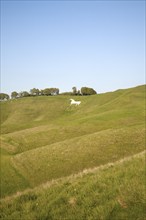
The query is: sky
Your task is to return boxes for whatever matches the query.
[1,0,145,95]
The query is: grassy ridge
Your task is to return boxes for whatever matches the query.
[0,153,145,220]
[0,96,69,134]
[11,126,144,188]
[0,149,30,198]
[0,85,144,155]
[0,84,145,214]
[0,85,144,135]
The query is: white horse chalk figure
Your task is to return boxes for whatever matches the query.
[70,99,81,106]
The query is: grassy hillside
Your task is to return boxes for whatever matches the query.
[1,152,145,220]
[10,126,144,188]
[0,85,144,135]
[0,85,145,219]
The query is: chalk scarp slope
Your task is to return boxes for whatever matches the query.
[11,126,145,187]
[1,152,145,220]
[0,85,145,199]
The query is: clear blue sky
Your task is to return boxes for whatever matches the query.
[1,0,145,94]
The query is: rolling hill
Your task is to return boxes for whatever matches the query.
[0,85,145,219]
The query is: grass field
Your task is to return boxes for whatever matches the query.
[0,85,145,219]
[0,152,145,220]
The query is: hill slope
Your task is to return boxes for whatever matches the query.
[0,85,145,219]
[0,85,145,196]
[1,152,145,220]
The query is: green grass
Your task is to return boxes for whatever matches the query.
[0,85,144,155]
[10,126,144,189]
[0,153,145,220]
[0,149,30,198]
[0,84,145,219]
[0,85,145,135]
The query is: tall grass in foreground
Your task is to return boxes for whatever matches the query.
[0,153,145,220]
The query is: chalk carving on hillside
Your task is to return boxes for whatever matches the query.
[70,99,81,106]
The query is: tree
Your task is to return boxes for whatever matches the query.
[41,88,59,96]
[0,93,9,101]
[42,88,51,96]
[19,91,30,98]
[81,87,97,95]
[40,90,44,96]
[72,87,77,95]
[30,88,40,96]
[50,88,59,95]
[11,91,18,99]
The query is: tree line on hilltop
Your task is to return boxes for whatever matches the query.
[0,86,97,101]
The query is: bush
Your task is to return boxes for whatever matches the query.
[81,87,97,95]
